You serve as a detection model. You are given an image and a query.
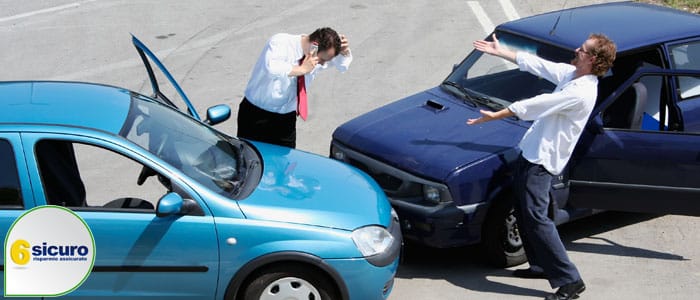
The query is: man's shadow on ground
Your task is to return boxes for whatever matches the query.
[396,211,685,298]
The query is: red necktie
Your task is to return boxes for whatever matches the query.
[297,56,308,121]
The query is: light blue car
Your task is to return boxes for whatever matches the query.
[0,36,400,299]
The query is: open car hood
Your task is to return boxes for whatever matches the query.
[132,35,201,120]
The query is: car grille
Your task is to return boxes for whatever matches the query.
[348,158,403,191]
[332,142,450,202]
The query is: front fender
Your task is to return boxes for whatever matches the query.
[446,149,520,207]
[215,217,359,299]
[223,251,349,300]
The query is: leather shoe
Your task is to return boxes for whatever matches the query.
[512,268,547,279]
[545,280,585,300]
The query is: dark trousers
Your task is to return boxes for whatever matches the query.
[237,98,297,148]
[513,155,581,288]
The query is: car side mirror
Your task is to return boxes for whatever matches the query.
[181,199,205,216]
[205,104,231,125]
[156,192,183,217]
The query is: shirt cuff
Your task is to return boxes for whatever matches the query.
[508,102,524,118]
[341,48,352,58]
[333,49,353,72]
[515,52,528,71]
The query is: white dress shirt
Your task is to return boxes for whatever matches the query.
[507,52,598,175]
[244,33,353,114]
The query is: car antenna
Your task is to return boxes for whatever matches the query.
[549,0,568,36]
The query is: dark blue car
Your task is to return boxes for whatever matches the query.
[330,2,700,267]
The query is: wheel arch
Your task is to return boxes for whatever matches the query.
[223,251,349,300]
[479,176,561,268]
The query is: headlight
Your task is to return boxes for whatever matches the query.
[330,145,347,161]
[423,185,442,203]
[351,226,394,257]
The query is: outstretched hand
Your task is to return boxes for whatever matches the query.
[473,33,501,56]
[472,33,517,63]
[467,109,497,125]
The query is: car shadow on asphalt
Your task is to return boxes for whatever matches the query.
[396,211,677,298]
[559,211,688,261]
[398,241,548,298]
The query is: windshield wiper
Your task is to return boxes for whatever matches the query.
[441,81,477,107]
[466,90,506,111]
[442,81,507,110]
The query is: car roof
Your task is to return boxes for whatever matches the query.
[0,81,132,134]
[497,2,700,54]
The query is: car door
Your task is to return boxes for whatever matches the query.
[21,132,220,299]
[0,133,40,299]
[569,67,700,216]
[668,39,700,132]
[132,35,201,120]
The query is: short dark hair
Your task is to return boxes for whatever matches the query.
[589,33,617,77]
[309,27,341,56]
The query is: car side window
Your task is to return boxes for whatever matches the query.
[35,139,190,212]
[603,74,669,131]
[0,139,23,207]
[676,75,700,133]
[596,48,664,105]
[670,42,700,100]
[671,42,700,71]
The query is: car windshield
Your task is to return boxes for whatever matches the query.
[443,31,573,110]
[119,94,252,197]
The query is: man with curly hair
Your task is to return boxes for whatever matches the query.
[467,33,616,300]
[238,27,352,148]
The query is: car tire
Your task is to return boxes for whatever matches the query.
[240,263,338,300]
[481,197,527,268]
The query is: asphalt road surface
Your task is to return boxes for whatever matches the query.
[2,0,699,299]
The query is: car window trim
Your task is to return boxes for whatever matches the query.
[23,132,209,215]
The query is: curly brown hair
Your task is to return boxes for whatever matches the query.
[588,33,617,76]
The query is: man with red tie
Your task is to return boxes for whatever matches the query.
[237,27,352,148]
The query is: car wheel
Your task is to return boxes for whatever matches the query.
[241,263,338,300]
[481,198,527,267]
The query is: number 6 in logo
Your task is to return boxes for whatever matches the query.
[10,239,30,265]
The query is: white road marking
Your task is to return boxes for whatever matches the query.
[467,1,495,35]
[467,1,512,68]
[499,0,521,20]
[0,1,96,23]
